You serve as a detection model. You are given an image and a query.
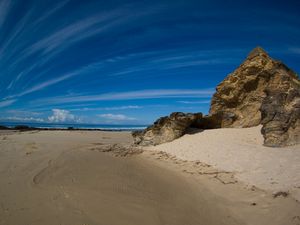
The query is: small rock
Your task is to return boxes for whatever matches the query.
[272,191,289,198]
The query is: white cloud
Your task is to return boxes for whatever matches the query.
[48,109,79,123]
[98,113,136,121]
[0,99,16,107]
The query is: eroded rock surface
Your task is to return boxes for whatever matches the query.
[210,47,300,146]
[210,47,279,127]
[260,72,300,147]
[132,112,202,146]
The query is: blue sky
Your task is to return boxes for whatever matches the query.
[0,0,299,125]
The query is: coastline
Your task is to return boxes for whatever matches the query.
[0,129,299,224]
[0,123,146,132]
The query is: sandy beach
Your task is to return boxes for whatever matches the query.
[0,129,300,225]
[147,126,300,201]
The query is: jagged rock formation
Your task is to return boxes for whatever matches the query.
[132,112,202,146]
[133,47,299,147]
[260,69,300,147]
[209,47,281,127]
[209,46,300,146]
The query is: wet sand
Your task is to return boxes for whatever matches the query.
[0,130,299,225]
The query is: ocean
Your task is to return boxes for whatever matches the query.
[0,121,147,131]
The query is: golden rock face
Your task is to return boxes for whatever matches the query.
[209,47,300,146]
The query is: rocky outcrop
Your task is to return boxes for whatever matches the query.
[208,46,300,146]
[132,112,202,146]
[210,47,280,127]
[133,47,299,147]
[260,69,300,147]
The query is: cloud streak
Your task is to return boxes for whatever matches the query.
[0,116,45,123]
[30,89,215,106]
[177,100,211,104]
[72,105,142,111]
[0,0,11,28]
[0,99,16,107]
[2,7,163,97]
[98,113,136,121]
[289,47,300,54]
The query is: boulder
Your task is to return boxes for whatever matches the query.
[132,112,202,146]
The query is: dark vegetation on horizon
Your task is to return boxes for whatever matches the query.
[0,125,141,132]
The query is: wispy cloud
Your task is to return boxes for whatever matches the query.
[7,58,109,98]
[98,113,136,121]
[26,14,115,56]
[72,105,142,111]
[33,0,70,26]
[3,40,238,99]
[0,0,12,28]
[2,5,162,96]
[0,8,33,60]
[288,47,300,54]
[0,99,16,107]
[177,100,211,104]
[8,72,76,98]
[30,89,215,106]
[5,110,42,116]
[0,116,45,123]
[0,1,69,59]
[7,6,159,74]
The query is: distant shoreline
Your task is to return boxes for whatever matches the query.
[0,124,144,132]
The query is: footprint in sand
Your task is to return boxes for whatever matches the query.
[25,142,38,155]
[102,136,111,139]
[2,136,8,140]
[92,142,105,146]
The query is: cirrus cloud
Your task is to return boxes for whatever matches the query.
[0,99,16,108]
[98,113,136,121]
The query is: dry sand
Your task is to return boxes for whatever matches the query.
[0,129,299,225]
[147,126,300,201]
